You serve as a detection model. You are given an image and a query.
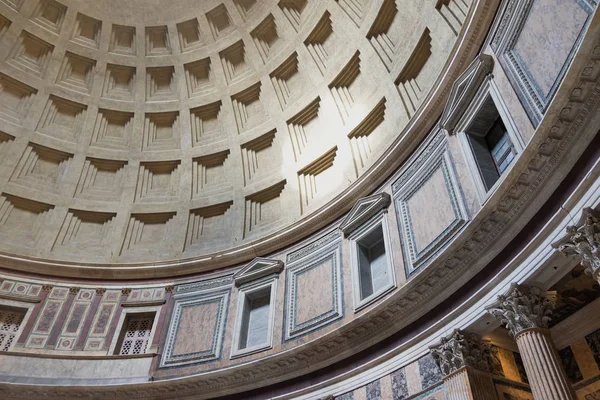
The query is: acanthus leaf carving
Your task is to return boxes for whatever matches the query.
[486,284,556,337]
[429,329,490,376]
[552,207,600,278]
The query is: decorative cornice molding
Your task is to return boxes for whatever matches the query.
[486,284,557,337]
[439,54,494,134]
[233,257,284,287]
[339,193,391,236]
[430,330,490,376]
[552,207,600,278]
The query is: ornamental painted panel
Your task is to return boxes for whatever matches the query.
[393,131,468,276]
[492,0,596,125]
[284,231,343,341]
[32,300,63,334]
[160,289,230,367]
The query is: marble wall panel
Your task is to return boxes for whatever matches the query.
[365,379,381,400]
[160,290,229,367]
[284,231,343,340]
[559,345,584,383]
[418,353,443,390]
[393,131,468,276]
[391,367,409,400]
[492,0,595,124]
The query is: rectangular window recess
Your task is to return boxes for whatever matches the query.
[0,306,26,352]
[464,93,517,193]
[239,286,271,350]
[115,312,156,355]
[350,213,396,311]
[358,225,389,299]
[231,278,276,358]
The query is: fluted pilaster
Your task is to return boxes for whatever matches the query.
[487,284,574,400]
[444,367,498,400]
[514,328,574,400]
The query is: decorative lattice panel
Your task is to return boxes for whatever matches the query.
[0,308,25,351]
[119,316,153,355]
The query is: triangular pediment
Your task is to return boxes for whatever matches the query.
[233,257,283,286]
[339,193,391,236]
[440,54,494,134]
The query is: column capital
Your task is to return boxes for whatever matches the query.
[552,207,600,277]
[430,330,490,376]
[486,284,556,337]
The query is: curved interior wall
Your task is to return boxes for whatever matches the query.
[0,0,600,399]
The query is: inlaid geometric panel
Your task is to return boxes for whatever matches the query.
[392,131,468,275]
[284,231,342,340]
[160,290,230,367]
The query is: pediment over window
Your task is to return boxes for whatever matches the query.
[233,257,284,286]
[440,54,494,134]
[339,192,391,236]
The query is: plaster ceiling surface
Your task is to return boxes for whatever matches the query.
[0,0,461,271]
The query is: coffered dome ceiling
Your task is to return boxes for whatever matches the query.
[0,0,464,274]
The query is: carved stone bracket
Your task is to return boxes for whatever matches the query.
[552,207,600,278]
[430,330,490,376]
[486,284,556,337]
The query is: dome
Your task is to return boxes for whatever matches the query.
[0,0,456,278]
[0,0,599,399]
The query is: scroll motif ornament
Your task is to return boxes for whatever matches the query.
[486,284,556,337]
[552,208,600,277]
[430,330,490,376]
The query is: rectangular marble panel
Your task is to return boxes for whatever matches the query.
[492,0,594,124]
[33,300,63,334]
[365,379,381,400]
[284,239,343,341]
[294,256,334,325]
[160,290,229,367]
[91,303,116,336]
[559,345,583,384]
[393,131,468,276]
[173,302,219,356]
[513,0,589,97]
[406,166,456,253]
[64,302,90,334]
[391,368,409,400]
[418,354,443,390]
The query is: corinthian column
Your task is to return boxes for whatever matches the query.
[552,207,600,282]
[486,284,574,400]
[430,330,498,400]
